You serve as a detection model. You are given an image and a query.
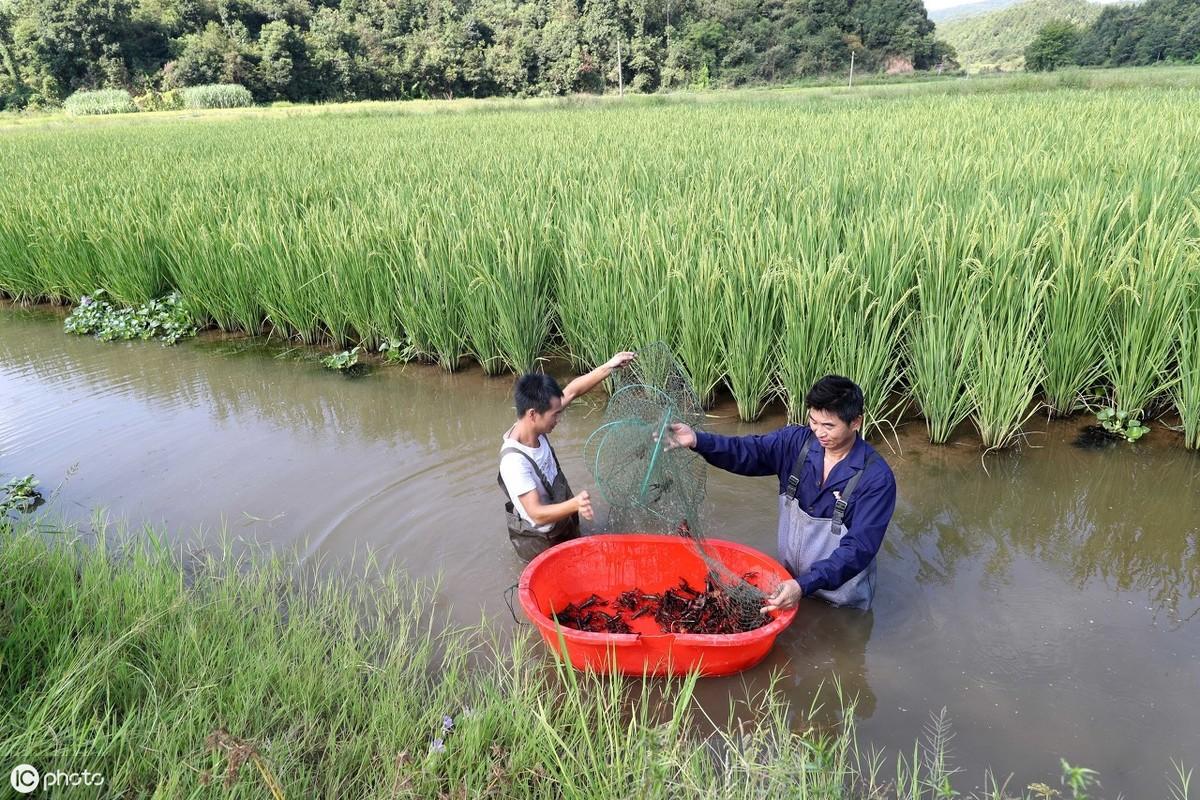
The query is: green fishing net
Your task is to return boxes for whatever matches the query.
[584,343,768,627]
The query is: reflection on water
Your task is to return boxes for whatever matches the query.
[896,446,1200,621]
[2,306,1198,795]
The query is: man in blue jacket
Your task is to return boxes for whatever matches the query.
[667,375,896,611]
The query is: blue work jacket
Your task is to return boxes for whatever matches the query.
[693,425,897,598]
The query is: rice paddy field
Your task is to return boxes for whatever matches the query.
[2,75,1199,448]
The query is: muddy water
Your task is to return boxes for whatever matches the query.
[2,307,1198,794]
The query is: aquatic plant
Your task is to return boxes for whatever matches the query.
[320,346,362,371]
[63,291,197,345]
[0,474,42,517]
[1095,407,1151,443]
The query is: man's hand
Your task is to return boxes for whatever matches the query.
[604,351,637,371]
[662,422,697,451]
[762,579,802,613]
[574,490,594,521]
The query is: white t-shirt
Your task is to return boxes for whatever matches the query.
[499,432,559,533]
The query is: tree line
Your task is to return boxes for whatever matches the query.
[0,0,953,110]
[1026,0,1200,71]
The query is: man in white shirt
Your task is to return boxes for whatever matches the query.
[499,351,636,560]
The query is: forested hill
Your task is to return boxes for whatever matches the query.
[0,0,952,110]
[1074,0,1200,66]
[937,0,1102,70]
[929,0,1022,23]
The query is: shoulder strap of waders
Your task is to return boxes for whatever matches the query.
[786,433,823,502]
[498,446,554,498]
[830,451,880,532]
[542,436,565,477]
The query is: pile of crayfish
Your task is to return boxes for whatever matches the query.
[551,574,768,636]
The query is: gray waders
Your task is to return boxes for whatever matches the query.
[498,442,581,562]
[778,440,880,610]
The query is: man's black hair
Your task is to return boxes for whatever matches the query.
[805,375,864,425]
[514,373,564,418]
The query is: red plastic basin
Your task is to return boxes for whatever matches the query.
[518,534,797,676]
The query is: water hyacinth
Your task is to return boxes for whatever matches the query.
[63,291,197,345]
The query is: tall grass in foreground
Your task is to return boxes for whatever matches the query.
[2,518,1164,799]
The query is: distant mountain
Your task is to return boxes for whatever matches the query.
[936,0,1105,70]
[929,0,1024,23]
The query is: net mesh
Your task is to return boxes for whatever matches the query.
[584,343,769,630]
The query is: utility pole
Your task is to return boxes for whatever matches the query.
[616,38,624,96]
[849,51,855,87]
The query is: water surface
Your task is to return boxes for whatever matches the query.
[2,307,1197,794]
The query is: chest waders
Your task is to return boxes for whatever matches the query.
[778,441,880,610]
[497,441,581,562]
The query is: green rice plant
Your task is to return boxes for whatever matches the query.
[555,209,674,372]
[2,86,1200,449]
[164,211,266,335]
[720,235,781,422]
[907,220,982,444]
[63,88,137,116]
[181,83,254,109]
[0,205,43,301]
[1039,199,1125,416]
[825,224,917,439]
[1102,213,1193,417]
[673,242,726,407]
[777,255,841,423]
[388,215,470,370]
[969,258,1049,451]
[460,210,556,374]
[1174,272,1200,450]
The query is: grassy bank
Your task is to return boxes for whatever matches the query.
[4,516,1184,798]
[1,71,1199,444]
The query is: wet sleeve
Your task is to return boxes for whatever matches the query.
[499,453,537,498]
[693,427,796,479]
[796,467,896,597]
